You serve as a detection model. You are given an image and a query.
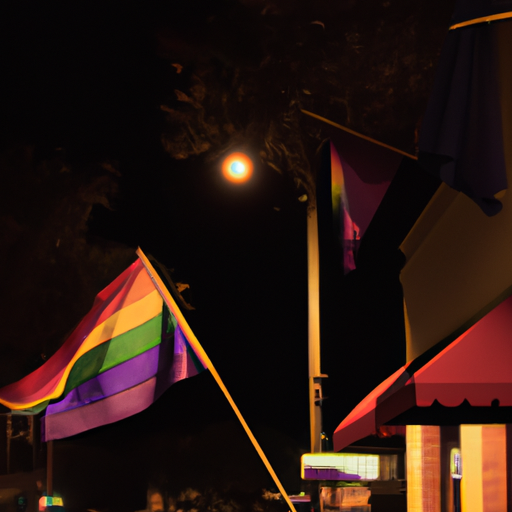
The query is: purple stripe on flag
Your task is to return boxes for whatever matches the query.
[46,345,161,415]
[42,378,158,441]
[41,325,206,441]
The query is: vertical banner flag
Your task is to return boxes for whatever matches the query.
[306,111,406,274]
[317,137,400,274]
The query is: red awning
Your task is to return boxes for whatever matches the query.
[333,293,512,452]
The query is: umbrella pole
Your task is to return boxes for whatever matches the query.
[453,478,461,512]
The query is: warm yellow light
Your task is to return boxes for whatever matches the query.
[222,152,253,183]
[460,424,507,512]
[406,425,441,512]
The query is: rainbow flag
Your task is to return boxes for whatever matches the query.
[0,251,301,512]
[0,251,206,441]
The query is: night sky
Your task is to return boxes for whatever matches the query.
[0,1,453,510]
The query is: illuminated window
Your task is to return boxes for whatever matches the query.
[302,453,380,481]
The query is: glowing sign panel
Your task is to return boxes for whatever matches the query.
[39,497,64,511]
[301,453,380,481]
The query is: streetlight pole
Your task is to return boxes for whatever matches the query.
[307,201,329,512]
[307,206,325,454]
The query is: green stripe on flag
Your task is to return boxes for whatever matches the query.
[60,313,163,398]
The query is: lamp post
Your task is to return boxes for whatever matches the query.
[306,204,326,454]
[303,193,326,512]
